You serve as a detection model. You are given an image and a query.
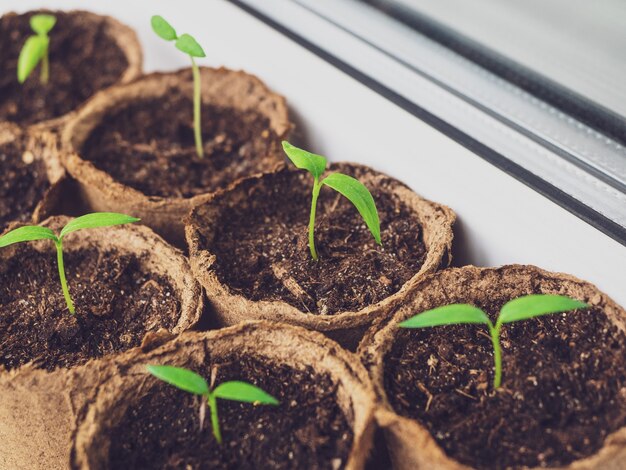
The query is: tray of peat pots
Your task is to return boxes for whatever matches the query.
[0,122,65,234]
[186,142,456,350]
[0,214,203,470]
[69,321,376,470]
[0,9,141,130]
[359,265,626,470]
[60,15,291,247]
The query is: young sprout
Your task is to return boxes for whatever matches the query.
[399,294,589,388]
[151,15,206,158]
[146,365,279,444]
[282,141,381,261]
[18,14,57,85]
[0,212,139,314]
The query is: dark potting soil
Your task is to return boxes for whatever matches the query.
[0,135,50,233]
[385,299,626,469]
[0,245,180,372]
[197,166,427,315]
[108,355,353,470]
[0,11,129,125]
[80,91,283,198]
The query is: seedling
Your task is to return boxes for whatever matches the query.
[151,15,206,158]
[0,212,139,314]
[18,14,57,85]
[399,294,589,388]
[282,141,381,260]
[147,364,279,444]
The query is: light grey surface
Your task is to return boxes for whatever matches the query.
[390,0,626,119]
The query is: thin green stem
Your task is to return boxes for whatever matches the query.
[40,45,49,85]
[489,323,502,388]
[55,240,75,314]
[208,393,222,444]
[309,177,322,260]
[191,57,203,158]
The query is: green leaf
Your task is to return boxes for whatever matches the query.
[282,141,327,179]
[0,225,57,248]
[213,381,279,405]
[151,15,177,41]
[146,365,209,396]
[322,173,381,244]
[175,34,206,58]
[399,304,490,328]
[30,14,56,35]
[17,36,47,83]
[59,213,140,239]
[499,294,588,324]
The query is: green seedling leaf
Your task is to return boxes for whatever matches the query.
[399,304,490,328]
[398,294,590,389]
[176,34,206,58]
[0,212,140,314]
[499,294,588,324]
[151,15,177,41]
[17,36,47,84]
[30,14,56,35]
[147,365,210,396]
[60,213,140,238]
[0,225,57,248]
[213,381,280,405]
[322,172,381,244]
[282,141,327,179]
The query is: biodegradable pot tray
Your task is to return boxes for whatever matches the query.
[359,265,626,470]
[0,123,65,233]
[61,67,291,246]
[186,163,455,349]
[0,9,142,130]
[0,215,203,470]
[70,321,376,470]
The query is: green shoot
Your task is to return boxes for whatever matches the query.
[146,365,279,444]
[18,14,56,85]
[399,295,589,388]
[0,213,139,314]
[151,15,206,158]
[282,141,381,260]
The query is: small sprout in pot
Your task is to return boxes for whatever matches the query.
[282,141,381,261]
[18,14,57,85]
[0,212,139,314]
[151,15,206,158]
[399,294,589,388]
[147,364,279,444]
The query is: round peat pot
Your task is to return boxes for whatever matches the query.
[186,163,455,350]
[0,10,142,129]
[0,123,65,233]
[70,321,376,470]
[0,215,203,470]
[61,67,291,247]
[359,265,626,470]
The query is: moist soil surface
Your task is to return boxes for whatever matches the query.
[81,91,283,198]
[197,166,426,315]
[108,355,353,470]
[0,136,50,233]
[0,245,179,372]
[385,298,626,469]
[0,11,128,125]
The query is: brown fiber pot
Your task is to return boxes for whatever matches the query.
[61,67,291,247]
[186,164,456,350]
[358,265,626,470]
[0,215,203,470]
[0,123,65,233]
[70,321,376,470]
[0,10,142,131]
